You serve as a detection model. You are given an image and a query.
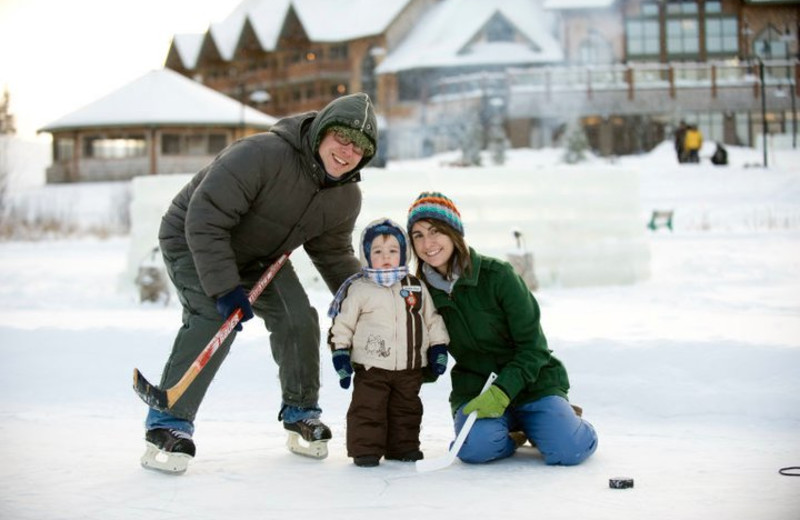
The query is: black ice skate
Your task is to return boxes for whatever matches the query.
[283,417,331,459]
[140,428,196,474]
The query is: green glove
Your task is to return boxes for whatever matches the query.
[462,385,510,418]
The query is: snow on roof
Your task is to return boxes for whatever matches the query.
[38,69,277,133]
[172,33,206,69]
[376,0,563,74]
[247,0,292,51]
[293,0,411,42]
[543,0,615,9]
[208,0,264,61]
[173,0,412,69]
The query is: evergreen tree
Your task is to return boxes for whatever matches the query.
[0,87,16,136]
[562,120,589,164]
[0,87,14,219]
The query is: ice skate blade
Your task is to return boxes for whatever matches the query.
[286,432,329,459]
[140,443,192,474]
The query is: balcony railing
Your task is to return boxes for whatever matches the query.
[429,60,797,106]
[505,60,797,95]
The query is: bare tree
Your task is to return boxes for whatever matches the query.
[0,87,17,220]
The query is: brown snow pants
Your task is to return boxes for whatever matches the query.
[346,365,424,459]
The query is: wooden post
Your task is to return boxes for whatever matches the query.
[149,127,157,175]
[669,65,675,99]
[626,66,634,101]
[711,63,717,99]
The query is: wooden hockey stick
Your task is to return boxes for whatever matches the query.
[132,252,290,411]
[416,372,498,473]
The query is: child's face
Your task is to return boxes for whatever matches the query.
[410,220,454,275]
[369,234,401,269]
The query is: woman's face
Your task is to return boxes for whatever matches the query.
[317,129,364,178]
[410,220,454,275]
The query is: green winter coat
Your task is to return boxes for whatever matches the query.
[425,248,570,415]
[159,93,378,298]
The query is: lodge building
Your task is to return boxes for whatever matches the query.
[164,0,798,159]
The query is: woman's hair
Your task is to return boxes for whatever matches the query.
[410,218,471,280]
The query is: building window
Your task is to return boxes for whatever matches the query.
[161,133,228,156]
[485,13,514,42]
[665,1,700,57]
[666,1,697,15]
[626,18,660,57]
[577,30,613,65]
[706,17,738,55]
[361,47,378,101]
[54,137,74,161]
[626,2,660,58]
[329,44,348,60]
[82,135,146,159]
[641,3,658,16]
[667,18,699,55]
[754,25,789,59]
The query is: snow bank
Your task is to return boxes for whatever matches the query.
[126,165,649,291]
[125,173,191,287]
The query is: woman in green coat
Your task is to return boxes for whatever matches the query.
[407,192,597,465]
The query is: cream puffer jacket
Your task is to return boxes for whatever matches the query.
[327,218,449,371]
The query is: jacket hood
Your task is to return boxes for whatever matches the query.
[269,112,309,151]
[359,218,410,268]
[309,92,378,171]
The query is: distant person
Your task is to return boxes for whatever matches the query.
[327,218,450,467]
[137,93,378,474]
[674,120,688,163]
[683,124,703,163]
[711,142,728,166]
[406,192,598,466]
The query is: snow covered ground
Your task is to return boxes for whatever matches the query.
[0,143,799,519]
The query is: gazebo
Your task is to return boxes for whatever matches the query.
[39,68,276,183]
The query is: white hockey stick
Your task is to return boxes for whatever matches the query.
[416,372,498,473]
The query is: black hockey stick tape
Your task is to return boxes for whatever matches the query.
[609,477,634,489]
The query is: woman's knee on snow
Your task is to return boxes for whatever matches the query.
[456,421,514,464]
[540,422,598,466]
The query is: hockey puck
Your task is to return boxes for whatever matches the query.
[609,477,634,489]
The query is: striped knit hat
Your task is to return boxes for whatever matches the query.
[407,191,464,236]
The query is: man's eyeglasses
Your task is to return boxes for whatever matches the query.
[331,130,366,156]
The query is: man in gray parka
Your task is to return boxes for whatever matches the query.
[139,93,378,473]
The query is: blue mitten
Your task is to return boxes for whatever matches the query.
[215,286,254,331]
[332,350,353,389]
[427,344,448,375]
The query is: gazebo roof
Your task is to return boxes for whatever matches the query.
[39,68,277,133]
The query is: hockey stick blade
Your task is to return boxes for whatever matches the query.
[416,372,497,473]
[133,368,169,410]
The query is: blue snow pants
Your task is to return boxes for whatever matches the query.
[453,395,598,465]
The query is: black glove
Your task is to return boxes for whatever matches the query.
[427,344,448,375]
[215,286,254,331]
[332,350,353,389]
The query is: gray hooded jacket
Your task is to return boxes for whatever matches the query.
[158,92,378,297]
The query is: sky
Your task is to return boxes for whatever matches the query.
[0,142,798,518]
[0,0,242,141]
